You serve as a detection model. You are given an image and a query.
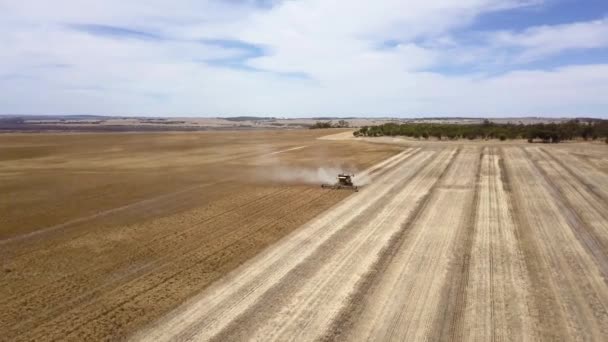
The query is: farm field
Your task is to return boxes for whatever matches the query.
[2,130,608,341]
[0,130,399,341]
[135,139,608,342]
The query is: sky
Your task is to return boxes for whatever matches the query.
[1,0,608,118]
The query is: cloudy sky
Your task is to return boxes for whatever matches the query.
[1,0,608,117]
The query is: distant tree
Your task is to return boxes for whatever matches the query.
[352,119,608,143]
[309,121,333,129]
[0,117,25,124]
[336,120,349,128]
[581,126,593,140]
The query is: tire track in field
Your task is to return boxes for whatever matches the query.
[527,147,608,280]
[460,147,535,341]
[349,147,477,342]
[432,147,482,342]
[503,147,608,340]
[569,151,608,175]
[209,149,455,342]
[313,147,481,342]
[537,148,608,222]
[133,148,443,341]
[499,147,565,340]
[174,150,436,341]
[545,148,608,202]
[320,147,462,342]
[262,145,309,156]
[363,148,419,178]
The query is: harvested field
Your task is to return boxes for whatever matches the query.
[2,131,608,341]
[133,140,608,342]
[0,130,400,341]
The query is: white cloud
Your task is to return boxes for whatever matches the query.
[491,17,608,62]
[0,0,607,117]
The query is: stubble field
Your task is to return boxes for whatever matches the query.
[2,130,608,341]
[0,130,399,341]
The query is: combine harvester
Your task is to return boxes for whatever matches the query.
[322,174,359,192]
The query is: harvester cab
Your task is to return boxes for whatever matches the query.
[337,174,354,187]
[322,173,359,192]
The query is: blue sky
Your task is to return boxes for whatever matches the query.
[1,0,608,117]
[471,0,608,30]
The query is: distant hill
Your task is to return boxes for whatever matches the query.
[221,116,276,122]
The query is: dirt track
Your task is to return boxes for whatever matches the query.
[135,142,608,342]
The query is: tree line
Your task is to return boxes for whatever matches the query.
[309,120,350,129]
[353,119,608,143]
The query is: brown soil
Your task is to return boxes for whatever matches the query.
[0,130,400,341]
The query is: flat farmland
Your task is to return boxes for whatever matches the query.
[2,131,608,341]
[0,130,400,341]
[134,140,608,342]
